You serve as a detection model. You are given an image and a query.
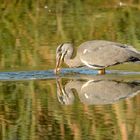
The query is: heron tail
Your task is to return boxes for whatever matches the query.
[138,51,140,60]
[130,50,140,64]
[134,53,140,64]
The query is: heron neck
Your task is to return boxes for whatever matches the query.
[64,56,82,68]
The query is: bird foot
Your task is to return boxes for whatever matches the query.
[98,69,106,75]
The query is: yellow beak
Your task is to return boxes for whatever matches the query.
[54,53,64,74]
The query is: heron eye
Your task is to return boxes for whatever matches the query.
[58,48,62,52]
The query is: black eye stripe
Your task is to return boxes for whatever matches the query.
[58,43,64,52]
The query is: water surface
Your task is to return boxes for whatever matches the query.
[0,69,140,140]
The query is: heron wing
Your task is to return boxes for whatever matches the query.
[79,43,138,67]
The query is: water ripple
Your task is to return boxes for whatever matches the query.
[0,68,140,81]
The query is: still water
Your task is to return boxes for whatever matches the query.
[0,1,140,140]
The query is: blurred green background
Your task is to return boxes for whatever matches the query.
[0,0,140,71]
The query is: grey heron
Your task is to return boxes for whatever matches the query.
[55,40,140,74]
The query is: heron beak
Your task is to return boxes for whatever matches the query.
[54,53,64,74]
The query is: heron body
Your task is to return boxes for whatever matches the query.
[55,40,140,74]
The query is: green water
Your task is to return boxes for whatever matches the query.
[0,1,140,140]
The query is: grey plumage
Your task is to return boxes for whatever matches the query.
[78,40,140,68]
[55,40,140,74]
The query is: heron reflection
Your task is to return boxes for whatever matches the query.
[56,77,140,105]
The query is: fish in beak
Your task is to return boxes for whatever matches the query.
[54,53,65,74]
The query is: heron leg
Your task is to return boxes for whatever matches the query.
[98,69,105,75]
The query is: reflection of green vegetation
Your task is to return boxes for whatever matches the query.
[0,1,140,70]
[0,79,140,139]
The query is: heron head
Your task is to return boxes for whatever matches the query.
[54,43,73,74]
